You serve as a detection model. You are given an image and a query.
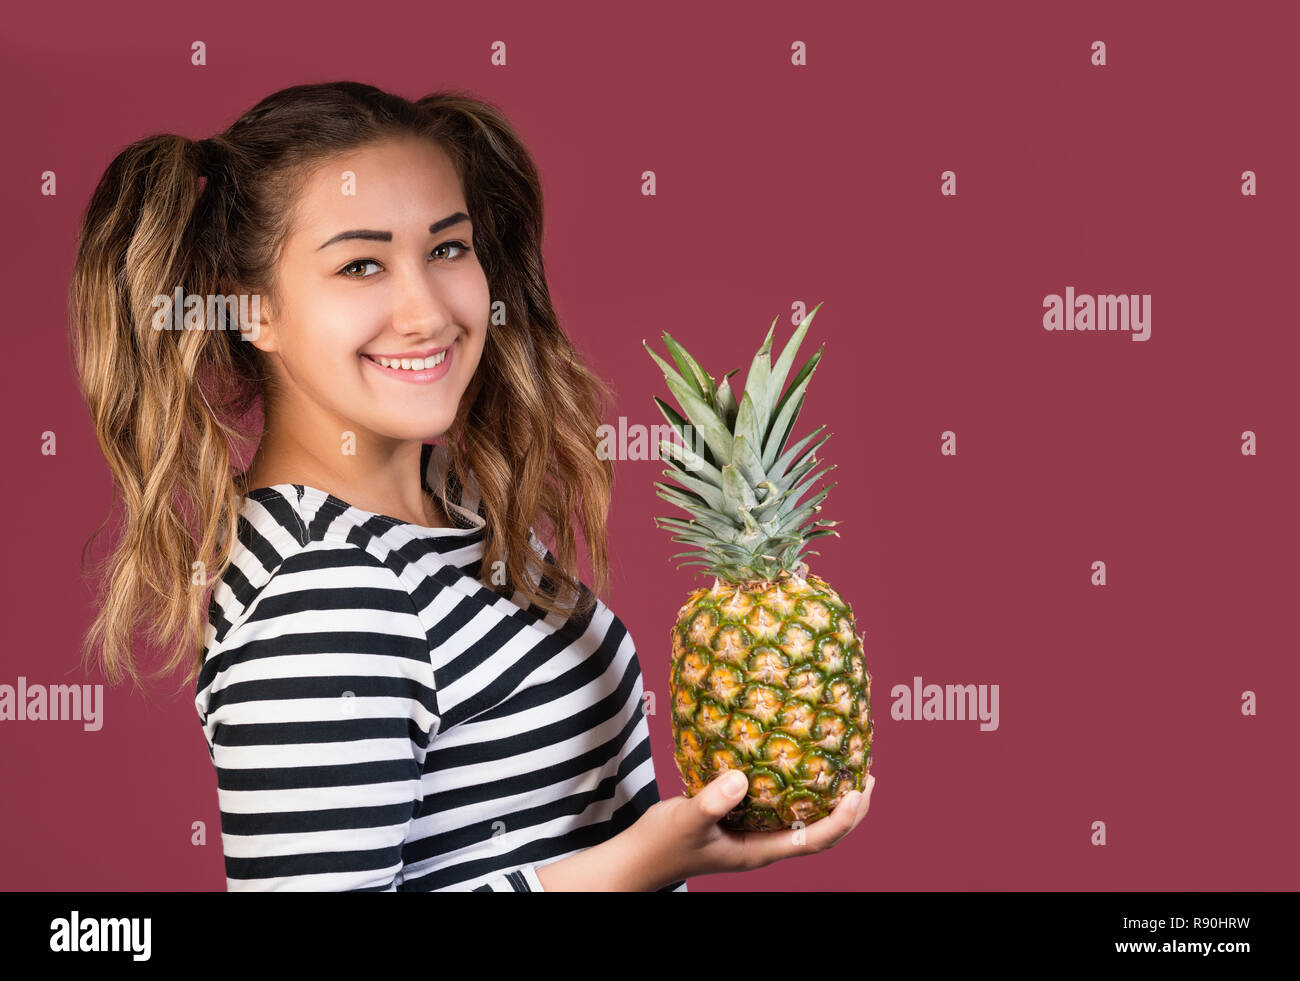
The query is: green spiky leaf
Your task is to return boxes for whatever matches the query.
[662,331,717,409]
[644,306,840,582]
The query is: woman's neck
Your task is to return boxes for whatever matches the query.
[242,429,451,528]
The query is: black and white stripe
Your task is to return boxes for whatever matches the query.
[195,443,688,892]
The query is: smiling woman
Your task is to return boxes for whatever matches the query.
[66,81,690,892]
[235,136,491,515]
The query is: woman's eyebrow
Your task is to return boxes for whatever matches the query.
[317,212,471,250]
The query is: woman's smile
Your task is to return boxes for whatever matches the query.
[361,338,456,383]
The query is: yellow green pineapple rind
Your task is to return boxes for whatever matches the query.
[669,572,873,831]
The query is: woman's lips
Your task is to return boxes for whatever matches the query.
[361,341,455,383]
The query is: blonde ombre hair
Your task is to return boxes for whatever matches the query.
[68,82,615,691]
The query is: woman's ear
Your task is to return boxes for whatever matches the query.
[229,281,278,353]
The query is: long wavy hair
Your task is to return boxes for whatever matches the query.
[69,81,615,692]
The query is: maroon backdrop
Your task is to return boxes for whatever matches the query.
[2,0,1296,891]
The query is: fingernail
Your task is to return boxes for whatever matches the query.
[725,770,748,794]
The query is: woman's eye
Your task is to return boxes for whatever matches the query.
[432,240,472,261]
[340,259,381,278]
[339,242,471,278]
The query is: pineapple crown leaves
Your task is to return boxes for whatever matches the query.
[641,301,841,582]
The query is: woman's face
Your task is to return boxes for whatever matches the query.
[251,136,489,444]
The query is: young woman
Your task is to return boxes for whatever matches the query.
[68,81,873,891]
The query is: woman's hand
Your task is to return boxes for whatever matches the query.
[637,769,877,887]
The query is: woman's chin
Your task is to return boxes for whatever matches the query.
[377,417,459,443]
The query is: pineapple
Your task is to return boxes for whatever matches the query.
[643,302,874,831]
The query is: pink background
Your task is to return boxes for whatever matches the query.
[2,0,1297,890]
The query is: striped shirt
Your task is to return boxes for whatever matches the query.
[195,442,687,892]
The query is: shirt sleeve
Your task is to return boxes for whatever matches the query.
[200,542,542,892]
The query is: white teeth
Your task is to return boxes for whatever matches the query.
[374,351,447,371]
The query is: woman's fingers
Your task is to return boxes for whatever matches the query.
[850,774,876,830]
[741,777,875,869]
[693,769,751,826]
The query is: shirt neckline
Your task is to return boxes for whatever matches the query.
[242,442,487,539]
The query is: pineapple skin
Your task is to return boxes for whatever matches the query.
[669,570,873,832]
